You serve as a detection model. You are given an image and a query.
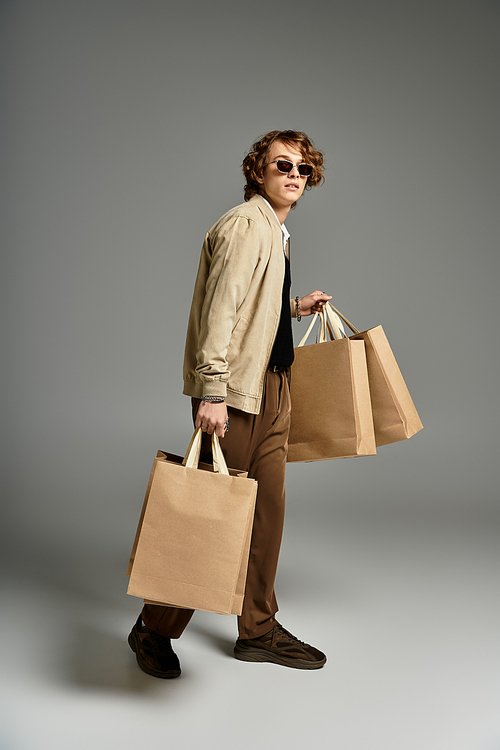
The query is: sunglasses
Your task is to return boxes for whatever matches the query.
[268,159,313,177]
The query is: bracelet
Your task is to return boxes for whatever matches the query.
[295,296,302,322]
[202,395,225,403]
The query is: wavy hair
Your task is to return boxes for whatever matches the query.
[242,130,324,208]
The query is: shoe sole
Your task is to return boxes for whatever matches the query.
[128,630,181,679]
[233,643,326,670]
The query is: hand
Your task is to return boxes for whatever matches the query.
[299,290,332,316]
[195,400,228,438]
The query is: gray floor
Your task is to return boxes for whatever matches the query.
[1,507,499,750]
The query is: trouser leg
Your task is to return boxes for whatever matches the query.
[229,373,291,638]
[142,371,291,640]
[141,603,194,639]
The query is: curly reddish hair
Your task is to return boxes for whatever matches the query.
[242,130,325,208]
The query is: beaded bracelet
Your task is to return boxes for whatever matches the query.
[295,296,302,321]
[202,395,226,403]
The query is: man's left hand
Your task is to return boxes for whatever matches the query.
[299,290,332,316]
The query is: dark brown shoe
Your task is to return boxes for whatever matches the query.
[128,615,181,678]
[234,622,326,670]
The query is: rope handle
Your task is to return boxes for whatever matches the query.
[182,427,229,475]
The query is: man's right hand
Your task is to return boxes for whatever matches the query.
[195,400,228,438]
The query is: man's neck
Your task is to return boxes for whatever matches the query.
[260,193,290,225]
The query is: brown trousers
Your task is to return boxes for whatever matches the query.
[141,369,291,640]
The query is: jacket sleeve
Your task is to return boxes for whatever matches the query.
[195,215,264,397]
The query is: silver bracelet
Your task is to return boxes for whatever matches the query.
[202,395,225,403]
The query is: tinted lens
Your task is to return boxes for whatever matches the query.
[298,164,313,177]
[276,160,293,173]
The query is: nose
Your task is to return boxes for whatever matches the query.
[288,164,300,178]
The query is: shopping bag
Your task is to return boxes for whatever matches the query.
[287,307,376,462]
[325,303,423,447]
[127,428,257,615]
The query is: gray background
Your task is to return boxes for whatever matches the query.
[1,1,499,749]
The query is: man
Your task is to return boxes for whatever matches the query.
[129,130,332,678]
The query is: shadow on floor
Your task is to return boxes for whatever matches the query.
[67,621,165,693]
[186,620,235,659]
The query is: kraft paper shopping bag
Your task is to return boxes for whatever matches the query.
[127,429,257,615]
[288,309,376,462]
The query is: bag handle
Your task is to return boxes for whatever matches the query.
[296,303,360,348]
[297,304,347,347]
[325,302,360,335]
[211,430,230,476]
[182,427,230,476]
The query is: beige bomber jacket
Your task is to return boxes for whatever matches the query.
[183,194,297,415]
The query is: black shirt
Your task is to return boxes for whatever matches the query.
[268,256,294,369]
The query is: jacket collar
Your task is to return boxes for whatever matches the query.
[248,194,286,235]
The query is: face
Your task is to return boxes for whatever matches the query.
[257,140,310,221]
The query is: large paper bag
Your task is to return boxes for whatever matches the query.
[127,428,257,615]
[287,309,376,462]
[326,304,423,446]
